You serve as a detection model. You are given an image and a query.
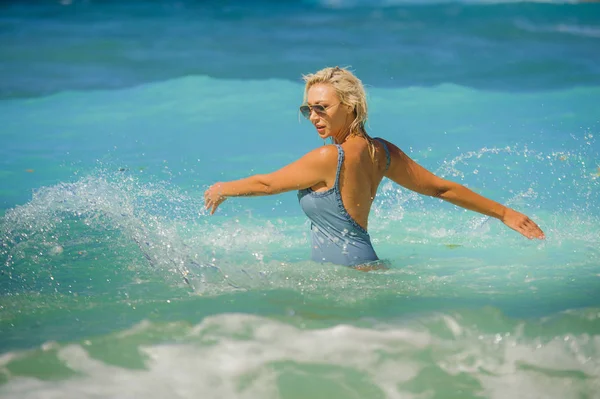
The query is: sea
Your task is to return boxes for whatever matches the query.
[1,0,599,398]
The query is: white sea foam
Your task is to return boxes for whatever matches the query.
[1,313,599,399]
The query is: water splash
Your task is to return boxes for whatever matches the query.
[1,139,599,297]
[0,171,306,295]
[0,172,215,291]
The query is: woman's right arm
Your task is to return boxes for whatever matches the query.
[204,145,337,214]
[382,140,545,239]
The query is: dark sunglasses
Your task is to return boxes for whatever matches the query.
[299,102,339,119]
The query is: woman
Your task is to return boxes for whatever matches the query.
[204,66,545,267]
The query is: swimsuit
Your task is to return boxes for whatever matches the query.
[297,138,391,266]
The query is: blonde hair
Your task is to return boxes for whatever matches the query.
[302,66,375,158]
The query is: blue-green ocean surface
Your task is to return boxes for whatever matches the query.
[1,1,599,398]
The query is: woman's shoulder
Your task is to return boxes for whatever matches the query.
[371,136,389,145]
[311,143,340,156]
[301,144,340,165]
[371,136,402,153]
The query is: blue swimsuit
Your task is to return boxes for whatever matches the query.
[297,138,391,266]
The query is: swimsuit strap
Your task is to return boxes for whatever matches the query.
[334,144,344,187]
[373,137,391,171]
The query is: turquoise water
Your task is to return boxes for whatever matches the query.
[1,1,600,398]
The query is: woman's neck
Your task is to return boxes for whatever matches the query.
[334,131,368,145]
[333,127,352,144]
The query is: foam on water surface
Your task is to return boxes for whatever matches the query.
[1,311,599,399]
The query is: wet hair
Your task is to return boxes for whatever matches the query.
[302,66,375,157]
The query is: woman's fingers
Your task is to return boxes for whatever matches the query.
[524,218,545,239]
[525,222,544,239]
[203,184,225,215]
[503,209,545,240]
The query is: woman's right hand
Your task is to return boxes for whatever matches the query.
[501,208,545,239]
[204,183,227,215]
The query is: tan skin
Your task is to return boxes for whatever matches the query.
[204,83,545,249]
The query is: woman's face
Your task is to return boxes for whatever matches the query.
[305,83,352,142]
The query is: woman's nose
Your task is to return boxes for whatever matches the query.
[309,109,320,123]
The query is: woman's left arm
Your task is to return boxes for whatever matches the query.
[436,181,545,240]
[383,139,545,240]
[204,146,336,214]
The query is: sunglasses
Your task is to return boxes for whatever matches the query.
[299,102,339,119]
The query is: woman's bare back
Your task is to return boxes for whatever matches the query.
[310,137,389,231]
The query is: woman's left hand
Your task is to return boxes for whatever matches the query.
[501,208,545,240]
[204,183,227,215]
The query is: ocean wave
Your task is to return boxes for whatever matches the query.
[1,310,598,398]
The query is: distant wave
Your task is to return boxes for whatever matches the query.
[1,0,598,99]
[515,19,600,38]
[307,0,587,7]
